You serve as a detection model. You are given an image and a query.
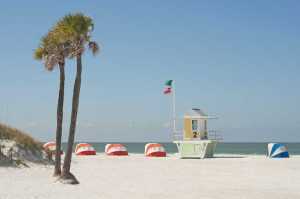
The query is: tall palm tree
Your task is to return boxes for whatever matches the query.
[34,28,71,176]
[57,13,99,184]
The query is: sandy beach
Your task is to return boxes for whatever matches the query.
[1,154,299,199]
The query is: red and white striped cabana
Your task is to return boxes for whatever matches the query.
[43,141,63,155]
[75,143,96,155]
[145,143,166,157]
[105,144,128,156]
[43,141,56,152]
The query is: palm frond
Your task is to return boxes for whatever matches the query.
[45,55,57,71]
[88,41,100,55]
[34,47,44,60]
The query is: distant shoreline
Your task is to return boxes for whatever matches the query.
[51,142,300,155]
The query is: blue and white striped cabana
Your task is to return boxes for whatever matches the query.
[267,143,289,158]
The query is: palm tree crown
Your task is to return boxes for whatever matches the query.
[56,13,100,58]
[34,27,72,71]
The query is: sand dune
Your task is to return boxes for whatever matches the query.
[0,154,299,199]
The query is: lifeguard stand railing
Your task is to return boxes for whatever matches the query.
[173,130,222,141]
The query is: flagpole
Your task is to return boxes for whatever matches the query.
[172,80,176,136]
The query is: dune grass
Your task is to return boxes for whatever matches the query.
[0,123,42,152]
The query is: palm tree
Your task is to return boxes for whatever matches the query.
[57,13,99,184]
[34,28,71,176]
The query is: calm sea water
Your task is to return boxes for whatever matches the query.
[62,142,300,155]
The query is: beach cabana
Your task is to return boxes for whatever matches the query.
[267,143,289,158]
[75,143,96,155]
[105,144,128,156]
[145,143,166,157]
[43,142,56,152]
[43,141,63,155]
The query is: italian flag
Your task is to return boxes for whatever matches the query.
[163,80,173,94]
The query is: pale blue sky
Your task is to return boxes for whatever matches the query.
[0,0,299,142]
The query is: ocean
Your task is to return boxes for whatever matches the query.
[62,142,300,155]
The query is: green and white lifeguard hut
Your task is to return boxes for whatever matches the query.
[174,108,219,159]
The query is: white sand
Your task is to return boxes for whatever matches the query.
[0,154,299,199]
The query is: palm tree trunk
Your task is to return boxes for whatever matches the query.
[54,62,65,176]
[61,55,82,184]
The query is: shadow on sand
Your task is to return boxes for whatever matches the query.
[213,156,246,159]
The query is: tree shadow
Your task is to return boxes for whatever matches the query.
[0,160,17,167]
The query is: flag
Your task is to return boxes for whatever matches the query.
[163,80,173,94]
[164,87,172,94]
[165,80,173,86]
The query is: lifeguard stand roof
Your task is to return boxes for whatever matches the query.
[184,108,217,119]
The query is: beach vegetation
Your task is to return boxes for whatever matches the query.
[0,123,42,152]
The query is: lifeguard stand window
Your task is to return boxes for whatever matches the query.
[192,120,198,131]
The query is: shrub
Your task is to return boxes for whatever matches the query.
[0,123,42,152]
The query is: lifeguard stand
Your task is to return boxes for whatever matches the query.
[174,108,219,158]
